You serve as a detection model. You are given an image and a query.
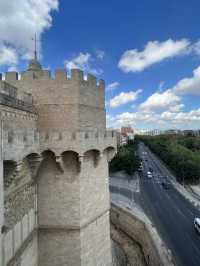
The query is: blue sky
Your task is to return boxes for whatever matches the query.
[0,0,200,130]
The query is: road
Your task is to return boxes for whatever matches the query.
[137,142,200,266]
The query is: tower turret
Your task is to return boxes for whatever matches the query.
[27,59,42,71]
[27,33,42,72]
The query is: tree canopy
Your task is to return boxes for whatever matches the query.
[109,140,140,175]
[136,135,200,184]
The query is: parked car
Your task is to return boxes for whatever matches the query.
[194,218,200,233]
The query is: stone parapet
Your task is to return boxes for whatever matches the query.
[0,92,36,114]
[0,81,36,114]
[39,129,116,155]
[3,129,116,161]
[2,209,37,266]
[0,69,105,88]
[111,203,175,266]
[3,129,40,161]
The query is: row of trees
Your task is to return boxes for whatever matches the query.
[109,140,140,175]
[176,136,200,152]
[137,135,200,184]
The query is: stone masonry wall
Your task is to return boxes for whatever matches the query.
[0,69,105,132]
[0,116,4,266]
[38,229,81,266]
[111,204,174,266]
[37,151,80,228]
[0,66,115,266]
[80,211,112,266]
[80,152,110,225]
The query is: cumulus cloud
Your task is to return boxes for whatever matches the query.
[95,49,105,59]
[139,90,181,112]
[110,89,142,108]
[172,66,200,95]
[65,53,91,70]
[64,52,103,75]
[0,0,59,66]
[109,107,200,129]
[106,82,120,91]
[0,44,18,66]
[160,109,200,123]
[138,65,200,115]
[168,104,184,113]
[193,40,200,56]
[118,39,190,72]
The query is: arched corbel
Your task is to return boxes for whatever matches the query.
[78,154,84,172]
[56,155,64,172]
[26,154,42,178]
[15,160,23,173]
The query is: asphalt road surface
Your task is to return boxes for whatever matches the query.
[137,142,200,266]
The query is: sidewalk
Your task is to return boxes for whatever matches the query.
[186,184,200,201]
[110,171,140,193]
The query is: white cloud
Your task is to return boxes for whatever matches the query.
[0,0,59,66]
[96,50,105,59]
[113,111,157,127]
[139,89,181,112]
[193,40,200,55]
[160,109,200,123]
[172,66,200,95]
[108,107,200,129]
[65,53,91,70]
[0,44,18,66]
[64,52,103,75]
[168,104,184,113]
[106,82,120,91]
[118,39,190,72]
[110,89,142,108]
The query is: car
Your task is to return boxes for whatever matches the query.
[147,171,153,178]
[194,218,200,234]
[161,181,171,189]
[138,166,143,172]
[149,167,153,172]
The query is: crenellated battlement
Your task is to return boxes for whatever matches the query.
[0,69,105,90]
[0,68,105,131]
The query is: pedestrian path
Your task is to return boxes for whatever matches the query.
[109,171,140,193]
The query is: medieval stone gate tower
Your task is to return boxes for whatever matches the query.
[0,57,116,266]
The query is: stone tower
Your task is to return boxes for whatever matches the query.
[0,57,116,266]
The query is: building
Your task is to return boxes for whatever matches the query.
[117,127,134,146]
[0,54,116,266]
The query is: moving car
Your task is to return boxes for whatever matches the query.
[138,166,143,172]
[149,167,153,172]
[147,171,153,178]
[194,218,200,233]
[161,181,171,189]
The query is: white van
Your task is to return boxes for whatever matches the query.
[194,218,200,233]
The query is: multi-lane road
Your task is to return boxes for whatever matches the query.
[137,142,200,266]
